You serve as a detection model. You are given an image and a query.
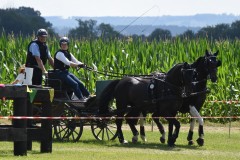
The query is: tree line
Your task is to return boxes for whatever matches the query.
[1,7,240,41]
[0,7,56,37]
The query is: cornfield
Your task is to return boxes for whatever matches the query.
[0,32,239,122]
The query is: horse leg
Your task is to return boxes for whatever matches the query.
[166,118,180,147]
[187,118,196,145]
[197,125,204,146]
[126,111,140,143]
[139,112,147,142]
[172,118,181,142]
[189,105,204,146]
[152,113,166,143]
[116,113,128,144]
[128,121,139,143]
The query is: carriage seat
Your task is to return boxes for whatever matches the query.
[46,70,94,106]
[46,70,67,91]
[46,70,73,100]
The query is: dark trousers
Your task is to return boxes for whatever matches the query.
[32,68,42,85]
[56,70,90,99]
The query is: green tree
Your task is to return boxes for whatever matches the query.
[214,23,230,39]
[97,23,120,40]
[196,26,215,39]
[230,20,240,39]
[68,19,98,40]
[0,7,54,36]
[180,29,195,39]
[147,28,172,41]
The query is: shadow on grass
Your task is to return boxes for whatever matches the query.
[0,149,45,157]
[77,139,202,151]
[0,140,202,157]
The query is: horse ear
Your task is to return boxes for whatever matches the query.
[217,60,221,67]
[205,50,210,57]
[214,50,219,56]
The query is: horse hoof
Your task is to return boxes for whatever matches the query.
[188,140,194,145]
[120,139,128,144]
[168,143,175,147]
[196,138,204,146]
[140,135,147,142]
[167,138,176,147]
[160,137,165,144]
[132,137,138,143]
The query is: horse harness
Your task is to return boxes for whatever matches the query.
[133,75,183,104]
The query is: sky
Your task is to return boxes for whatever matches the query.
[0,0,240,18]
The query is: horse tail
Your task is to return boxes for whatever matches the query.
[98,79,120,114]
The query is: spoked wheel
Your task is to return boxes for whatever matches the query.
[53,106,83,142]
[91,118,118,141]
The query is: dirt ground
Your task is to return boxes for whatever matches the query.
[0,119,239,133]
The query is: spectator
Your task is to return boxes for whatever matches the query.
[25,28,54,85]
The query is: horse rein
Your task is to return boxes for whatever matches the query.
[84,65,161,78]
[83,65,208,97]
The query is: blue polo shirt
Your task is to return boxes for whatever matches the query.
[29,42,51,58]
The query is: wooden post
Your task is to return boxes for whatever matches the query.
[13,97,27,156]
[29,87,53,153]
[27,98,33,150]
[0,85,53,155]
[41,100,52,153]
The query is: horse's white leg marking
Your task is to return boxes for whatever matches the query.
[189,106,196,132]
[189,105,204,138]
[139,112,145,126]
[189,105,204,126]
[139,112,147,142]
[162,132,166,140]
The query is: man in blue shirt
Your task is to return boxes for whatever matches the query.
[26,29,54,85]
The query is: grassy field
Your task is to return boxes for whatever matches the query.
[0,122,239,160]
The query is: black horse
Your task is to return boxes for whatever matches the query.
[137,50,221,146]
[180,50,221,146]
[98,62,194,146]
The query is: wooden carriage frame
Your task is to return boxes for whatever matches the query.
[45,70,118,142]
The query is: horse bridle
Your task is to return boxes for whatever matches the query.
[204,55,218,77]
[187,55,218,97]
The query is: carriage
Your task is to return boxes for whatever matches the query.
[43,61,194,145]
[45,70,118,142]
[39,50,220,147]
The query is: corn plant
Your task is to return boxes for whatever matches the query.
[0,32,239,121]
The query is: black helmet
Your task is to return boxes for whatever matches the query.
[59,37,69,46]
[37,28,48,37]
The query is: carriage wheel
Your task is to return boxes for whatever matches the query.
[53,106,83,142]
[91,118,118,141]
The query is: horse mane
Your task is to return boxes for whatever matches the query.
[166,63,183,75]
[191,56,204,68]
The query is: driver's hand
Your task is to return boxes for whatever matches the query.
[78,63,86,68]
[43,71,48,76]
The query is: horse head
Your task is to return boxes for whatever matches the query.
[191,50,221,83]
[204,50,221,82]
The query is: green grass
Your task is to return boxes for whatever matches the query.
[0,124,240,160]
